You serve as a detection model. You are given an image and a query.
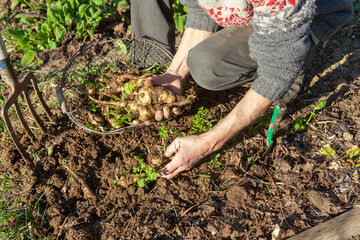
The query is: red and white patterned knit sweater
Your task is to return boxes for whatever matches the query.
[199,0,299,27]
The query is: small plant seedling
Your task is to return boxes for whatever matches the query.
[113,108,133,126]
[173,0,188,32]
[133,156,159,189]
[105,105,133,127]
[87,103,97,112]
[158,125,169,139]
[190,107,216,135]
[294,101,326,131]
[111,171,123,184]
[115,40,128,55]
[85,123,95,130]
[193,174,211,184]
[158,125,169,153]
[121,82,136,101]
[171,128,186,137]
[321,145,338,159]
[141,63,164,74]
[29,149,40,161]
[193,174,211,178]
[247,157,256,166]
[250,109,272,133]
[209,152,222,168]
[346,147,360,167]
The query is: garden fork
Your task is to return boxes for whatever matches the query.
[0,32,53,161]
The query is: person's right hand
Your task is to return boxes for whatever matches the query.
[144,72,185,121]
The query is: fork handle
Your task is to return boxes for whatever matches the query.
[0,31,19,89]
[0,32,8,60]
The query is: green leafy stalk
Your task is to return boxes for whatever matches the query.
[158,125,169,139]
[294,101,326,131]
[133,156,159,189]
[121,82,136,101]
[190,107,216,135]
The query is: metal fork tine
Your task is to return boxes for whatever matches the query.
[22,90,47,134]
[13,99,37,144]
[1,107,30,161]
[26,73,54,122]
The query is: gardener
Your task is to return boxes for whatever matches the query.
[131,0,354,179]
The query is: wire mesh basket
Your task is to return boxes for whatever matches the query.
[56,37,173,135]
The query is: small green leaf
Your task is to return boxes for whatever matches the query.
[321,145,338,159]
[88,5,96,16]
[11,0,21,9]
[21,17,38,25]
[78,4,88,19]
[21,52,36,66]
[314,101,326,111]
[173,14,186,32]
[197,174,211,178]
[49,40,57,49]
[346,147,360,158]
[294,117,306,131]
[115,40,127,55]
[91,0,103,6]
[7,29,25,40]
[54,24,66,42]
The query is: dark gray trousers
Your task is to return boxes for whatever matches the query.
[131,0,175,54]
[131,1,311,103]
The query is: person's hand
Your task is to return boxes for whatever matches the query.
[160,134,213,179]
[147,73,184,95]
[144,72,185,121]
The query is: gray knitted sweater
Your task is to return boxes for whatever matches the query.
[179,0,354,101]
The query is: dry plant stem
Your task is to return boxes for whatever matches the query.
[60,161,96,199]
[265,168,291,228]
[89,96,126,107]
[56,216,69,240]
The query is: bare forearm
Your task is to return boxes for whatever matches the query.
[202,89,273,152]
[167,28,213,78]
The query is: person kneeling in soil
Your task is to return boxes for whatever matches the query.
[131,0,354,178]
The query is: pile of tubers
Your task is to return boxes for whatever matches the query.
[84,67,194,130]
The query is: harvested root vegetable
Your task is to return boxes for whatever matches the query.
[81,67,196,130]
[118,175,139,188]
[138,105,157,122]
[150,156,167,170]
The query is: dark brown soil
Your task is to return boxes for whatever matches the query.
[1,7,360,240]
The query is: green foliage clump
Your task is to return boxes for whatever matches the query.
[173,0,188,32]
[141,63,164,74]
[210,152,222,168]
[121,82,136,101]
[5,0,126,66]
[105,105,133,127]
[133,156,159,189]
[294,101,326,131]
[0,169,50,239]
[158,125,169,139]
[346,147,360,168]
[190,107,216,135]
[250,108,272,133]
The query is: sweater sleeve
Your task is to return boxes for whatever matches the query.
[249,0,316,102]
[179,0,220,32]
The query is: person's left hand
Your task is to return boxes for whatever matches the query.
[160,134,213,179]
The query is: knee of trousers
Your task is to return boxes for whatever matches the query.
[187,46,222,91]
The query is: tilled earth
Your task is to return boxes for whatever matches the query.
[1,14,360,240]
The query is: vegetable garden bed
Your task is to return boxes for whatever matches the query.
[0,1,360,239]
